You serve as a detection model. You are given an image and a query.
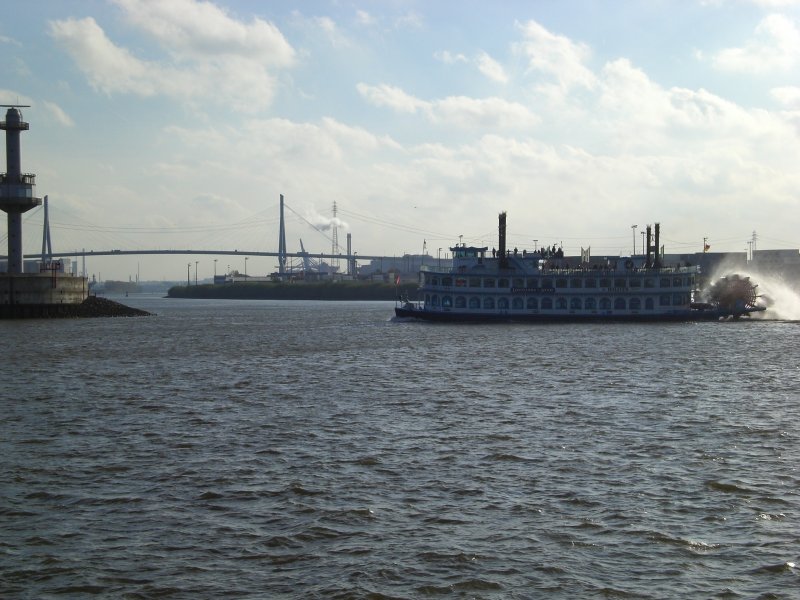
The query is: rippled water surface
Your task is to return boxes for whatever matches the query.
[2,296,799,598]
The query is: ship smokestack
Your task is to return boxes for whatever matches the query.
[645,224,652,268]
[653,222,661,268]
[498,211,508,269]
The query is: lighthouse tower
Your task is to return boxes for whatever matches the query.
[0,106,88,317]
[0,105,42,273]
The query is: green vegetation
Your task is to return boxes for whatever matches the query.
[168,281,419,301]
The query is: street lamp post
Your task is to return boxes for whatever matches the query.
[214,259,217,278]
[244,257,249,277]
[631,225,637,255]
[195,261,199,285]
[438,248,442,270]
[187,263,191,287]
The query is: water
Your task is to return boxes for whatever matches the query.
[2,296,799,598]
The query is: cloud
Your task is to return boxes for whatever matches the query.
[513,19,597,90]
[771,85,800,105]
[49,0,295,112]
[476,52,509,83]
[434,50,468,64]
[355,10,375,27]
[0,34,20,46]
[356,83,429,114]
[713,13,800,72]
[42,101,75,127]
[357,83,538,129]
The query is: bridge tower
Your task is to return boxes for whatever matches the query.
[278,194,287,275]
[41,194,52,263]
[0,105,42,273]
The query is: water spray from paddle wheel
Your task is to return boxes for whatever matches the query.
[707,274,761,312]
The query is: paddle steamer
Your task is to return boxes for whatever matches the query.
[395,213,764,322]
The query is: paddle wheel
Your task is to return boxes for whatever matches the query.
[706,274,761,313]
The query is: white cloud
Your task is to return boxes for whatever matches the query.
[112,0,294,66]
[513,19,597,90]
[356,83,538,129]
[49,0,295,113]
[713,13,800,72]
[355,10,375,27]
[357,83,430,114]
[771,85,800,105]
[476,51,508,83]
[434,50,468,64]
[42,101,75,127]
[0,34,20,46]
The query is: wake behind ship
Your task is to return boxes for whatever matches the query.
[395,213,765,323]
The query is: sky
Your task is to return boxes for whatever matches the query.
[2,0,800,281]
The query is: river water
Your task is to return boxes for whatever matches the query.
[2,296,799,598]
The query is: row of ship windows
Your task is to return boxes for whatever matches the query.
[426,275,694,289]
[426,294,691,310]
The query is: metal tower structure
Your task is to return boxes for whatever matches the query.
[0,106,42,273]
[41,194,52,263]
[331,201,339,270]
[278,193,287,275]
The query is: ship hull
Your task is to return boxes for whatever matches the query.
[394,306,764,323]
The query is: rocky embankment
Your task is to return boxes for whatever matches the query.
[0,296,151,319]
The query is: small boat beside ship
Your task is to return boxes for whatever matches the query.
[395,213,765,323]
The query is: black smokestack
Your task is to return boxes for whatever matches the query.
[498,211,508,269]
[653,222,661,268]
[645,224,652,268]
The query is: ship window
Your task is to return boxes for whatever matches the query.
[660,295,670,306]
[541,278,553,289]
[614,278,626,288]
[498,297,510,309]
[527,297,538,309]
[431,294,440,306]
[644,278,655,288]
[672,293,684,306]
[442,296,452,308]
[498,278,510,288]
[431,277,440,286]
[645,298,654,310]
[512,297,524,309]
[584,297,596,310]
[556,278,568,288]
[513,278,524,288]
[483,278,495,288]
[630,297,641,310]
[688,275,695,285]
[614,298,626,310]
[541,297,553,309]
[660,278,670,288]
[629,278,641,288]
[469,277,481,287]
[600,297,612,310]
[484,297,495,309]
[599,278,611,288]
[673,277,682,287]
[527,278,539,288]
[585,278,597,288]
[570,279,582,288]
[455,296,466,308]
[442,277,453,287]
[425,294,430,305]
[556,297,568,310]
[469,297,480,309]
[570,297,582,310]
